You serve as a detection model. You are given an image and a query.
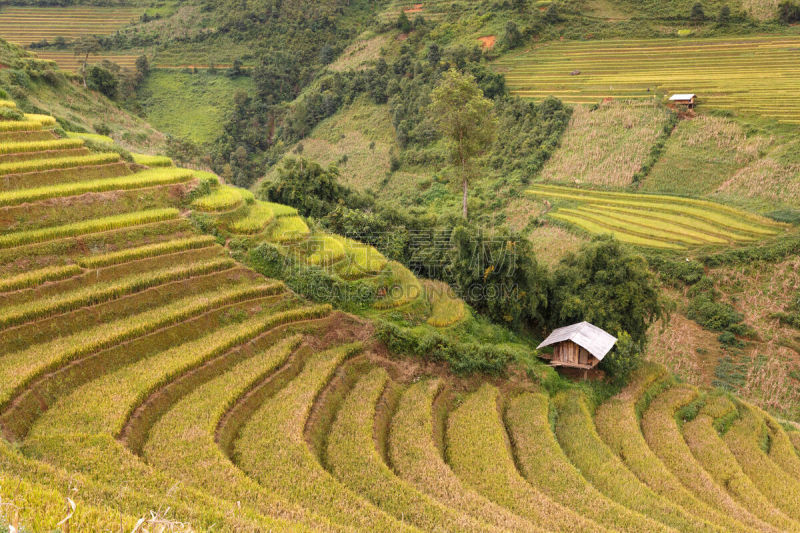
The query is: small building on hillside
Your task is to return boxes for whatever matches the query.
[668,93,697,109]
[537,322,617,375]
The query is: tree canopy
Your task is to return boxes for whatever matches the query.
[549,236,666,347]
[429,69,497,219]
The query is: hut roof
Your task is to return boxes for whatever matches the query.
[669,93,696,101]
[537,321,618,361]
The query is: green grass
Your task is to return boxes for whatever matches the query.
[641,116,767,196]
[0,167,194,207]
[446,384,598,532]
[327,367,490,532]
[640,385,775,531]
[66,131,113,144]
[137,70,255,144]
[233,344,409,532]
[539,102,671,187]
[0,208,180,249]
[505,391,671,533]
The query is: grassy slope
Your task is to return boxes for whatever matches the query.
[137,70,255,144]
[0,41,166,154]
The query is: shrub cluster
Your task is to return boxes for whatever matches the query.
[632,112,679,184]
[376,320,526,376]
[214,42,567,188]
[247,243,376,312]
[686,278,752,337]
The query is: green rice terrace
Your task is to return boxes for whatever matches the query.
[527,184,786,249]
[495,36,800,123]
[0,97,799,530]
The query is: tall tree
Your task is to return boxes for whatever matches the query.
[74,36,101,88]
[429,69,497,219]
[549,236,667,347]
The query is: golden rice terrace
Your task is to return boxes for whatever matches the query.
[495,36,800,124]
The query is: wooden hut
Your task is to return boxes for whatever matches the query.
[668,93,697,109]
[537,322,617,373]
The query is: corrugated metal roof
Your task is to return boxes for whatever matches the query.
[669,93,696,101]
[537,321,618,361]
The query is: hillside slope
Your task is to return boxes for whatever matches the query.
[0,78,798,531]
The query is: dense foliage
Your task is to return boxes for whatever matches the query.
[549,236,666,347]
[374,320,519,375]
[260,158,368,219]
[429,69,497,219]
[261,163,667,363]
[212,38,565,188]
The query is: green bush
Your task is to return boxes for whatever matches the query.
[550,236,666,346]
[701,234,800,266]
[687,293,743,331]
[632,112,679,184]
[248,243,376,311]
[374,320,517,375]
[645,255,704,287]
[0,107,24,121]
[599,331,642,385]
[718,331,744,347]
[766,209,800,224]
[778,0,800,23]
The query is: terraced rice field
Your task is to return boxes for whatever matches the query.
[527,184,784,249]
[3,104,800,530]
[34,52,140,72]
[0,6,141,46]
[495,36,800,124]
